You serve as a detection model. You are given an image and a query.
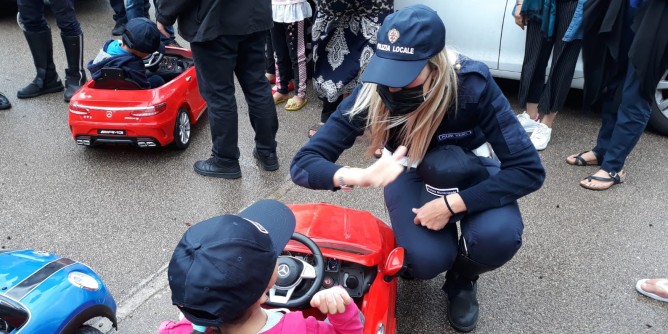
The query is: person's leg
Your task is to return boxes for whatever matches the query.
[286,20,308,103]
[582,64,651,189]
[530,0,581,150]
[124,0,145,20]
[50,0,85,102]
[383,170,459,280]
[518,20,553,119]
[233,30,279,169]
[17,0,64,98]
[265,31,276,82]
[109,0,126,35]
[190,37,242,178]
[271,22,292,103]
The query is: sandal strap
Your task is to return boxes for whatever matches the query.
[573,150,600,166]
[586,171,622,184]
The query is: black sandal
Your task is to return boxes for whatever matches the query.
[580,170,625,191]
[567,151,601,166]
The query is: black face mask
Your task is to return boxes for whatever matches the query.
[376,84,426,116]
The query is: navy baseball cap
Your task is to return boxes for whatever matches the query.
[417,146,489,223]
[168,199,296,327]
[361,4,446,88]
[122,17,164,54]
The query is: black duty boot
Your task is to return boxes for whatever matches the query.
[442,238,496,332]
[62,34,87,102]
[17,30,64,99]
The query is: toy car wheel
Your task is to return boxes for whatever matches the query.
[171,108,191,150]
[74,325,104,334]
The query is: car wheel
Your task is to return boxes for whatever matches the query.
[74,325,103,334]
[171,108,191,150]
[649,70,668,136]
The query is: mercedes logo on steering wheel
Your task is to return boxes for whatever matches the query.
[278,263,290,278]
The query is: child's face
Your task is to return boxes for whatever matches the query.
[259,263,279,304]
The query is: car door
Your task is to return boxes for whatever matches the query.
[394,0,507,71]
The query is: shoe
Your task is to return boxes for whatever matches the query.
[580,169,625,191]
[566,151,601,166]
[253,149,279,171]
[516,111,539,133]
[285,97,308,111]
[373,148,383,159]
[17,30,64,99]
[0,93,10,110]
[636,279,668,303]
[62,34,87,102]
[193,158,241,179]
[530,123,552,150]
[111,21,125,36]
[443,270,479,332]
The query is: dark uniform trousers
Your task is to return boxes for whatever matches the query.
[190,31,279,164]
[383,156,524,280]
[18,0,82,35]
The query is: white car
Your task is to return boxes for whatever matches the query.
[395,0,668,136]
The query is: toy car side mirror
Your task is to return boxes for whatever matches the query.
[383,247,405,282]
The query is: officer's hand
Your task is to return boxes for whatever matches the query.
[412,197,451,231]
[357,145,407,187]
[157,22,170,38]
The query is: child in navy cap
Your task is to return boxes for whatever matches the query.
[160,199,363,334]
[87,17,165,89]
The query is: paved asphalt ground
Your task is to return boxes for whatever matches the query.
[1,2,667,333]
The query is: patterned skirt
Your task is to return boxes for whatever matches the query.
[312,0,393,102]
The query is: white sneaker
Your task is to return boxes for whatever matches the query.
[517,111,539,133]
[530,123,552,150]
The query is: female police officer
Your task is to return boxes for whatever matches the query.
[290,5,545,332]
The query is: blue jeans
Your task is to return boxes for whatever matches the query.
[124,0,176,44]
[18,0,82,35]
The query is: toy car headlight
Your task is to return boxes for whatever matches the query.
[68,271,100,291]
[376,323,384,334]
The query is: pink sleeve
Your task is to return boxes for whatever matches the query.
[304,303,363,334]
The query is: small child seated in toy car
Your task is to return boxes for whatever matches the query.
[159,199,363,334]
[87,17,165,89]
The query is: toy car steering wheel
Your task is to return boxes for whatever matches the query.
[265,232,324,308]
[143,51,164,71]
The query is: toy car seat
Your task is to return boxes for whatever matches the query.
[94,67,142,90]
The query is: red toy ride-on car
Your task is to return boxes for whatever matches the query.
[264,203,405,334]
[68,46,207,149]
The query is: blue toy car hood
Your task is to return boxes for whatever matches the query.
[0,249,72,294]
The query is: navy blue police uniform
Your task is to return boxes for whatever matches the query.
[291,56,545,279]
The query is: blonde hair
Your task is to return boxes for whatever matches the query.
[347,48,459,167]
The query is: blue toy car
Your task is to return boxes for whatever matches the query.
[0,249,117,334]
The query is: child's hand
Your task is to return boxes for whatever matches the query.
[310,286,352,315]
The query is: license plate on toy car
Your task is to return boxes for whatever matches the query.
[97,129,126,135]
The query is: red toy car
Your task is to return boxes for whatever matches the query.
[265,203,405,334]
[67,46,207,149]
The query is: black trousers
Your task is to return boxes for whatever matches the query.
[109,0,126,25]
[18,0,82,35]
[518,0,581,114]
[271,20,308,98]
[191,31,278,164]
